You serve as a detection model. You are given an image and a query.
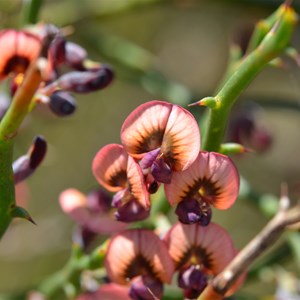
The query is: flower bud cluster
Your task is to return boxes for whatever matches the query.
[0,25,114,118]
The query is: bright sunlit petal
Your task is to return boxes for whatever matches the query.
[92,144,128,192]
[121,100,172,159]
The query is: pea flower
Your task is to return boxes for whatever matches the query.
[0,29,41,80]
[105,229,174,300]
[164,222,244,299]
[121,100,200,184]
[164,151,239,225]
[92,144,150,222]
[59,188,126,237]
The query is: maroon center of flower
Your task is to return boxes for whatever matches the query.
[123,255,159,281]
[185,177,221,206]
[108,170,127,188]
[134,130,163,154]
[4,55,30,76]
[177,247,213,271]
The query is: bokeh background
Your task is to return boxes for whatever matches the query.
[1,0,300,299]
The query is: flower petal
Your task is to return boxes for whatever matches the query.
[161,104,200,171]
[59,188,126,234]
[164,151,239,209]
[121,101,172,159]
[164,222,236,275]
[127,156,150,208]
[105,229,174,285]
[0,30,41,79]
[59,188,90,225]
[92,144,128,192]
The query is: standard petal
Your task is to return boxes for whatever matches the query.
[121,101,172,159]
[165,222,236,275]
[0,30,41,79]
[161,104,200,171]
[127,156,150,208]
[164,222,198,268]
[105,229,174,285]
[105,230,137,285]
[164,151,239,209]
[16,30,41,63]
[92,144,128,192]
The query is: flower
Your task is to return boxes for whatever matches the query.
[92,144,150,222]
[121,100,200,184]
[164,222,244,298]
[164,151,239,225]
[105,229,174,299]
[59,188,126,236]
[0,29,41,80]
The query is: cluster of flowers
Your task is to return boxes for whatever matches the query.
[60,100,242,299]
[98,222,243,300]
[92,100,240,225]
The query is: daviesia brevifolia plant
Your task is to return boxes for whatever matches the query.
[1,1,300,300]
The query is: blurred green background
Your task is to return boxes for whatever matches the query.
[1,0,300,299]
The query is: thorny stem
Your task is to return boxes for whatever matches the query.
[0,60,43,239]
[0,32,54,239]
[201,3,298,151]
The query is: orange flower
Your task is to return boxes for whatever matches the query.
[164,222,244,298]
[0,29,41,80]
[121,100,200,184]
[165,151,239,225]
[105,229,174,299]
[92,144,150,222]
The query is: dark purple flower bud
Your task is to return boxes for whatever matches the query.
[228,102,273,153]
[49,91,76,116]
[29,136,47,169]
[65,42,87,70]
[129,276,163,300]
[147,180,159,194]
[49,36,66,66]
[13,136,47,184]
[139,148,161,170]
[151,158,172,184]
[175,199,212,226]
[86,189,111,213]
[57,66,114,93]
[178,265,207,296]
[115,199,150,222]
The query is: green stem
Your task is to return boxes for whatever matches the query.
[22,0,43,25]
[0,59,42,239]
[202,4,298,151]
[38,241,108,299]
[0,140,15,238]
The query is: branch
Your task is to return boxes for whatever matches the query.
[211,188,300,295]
